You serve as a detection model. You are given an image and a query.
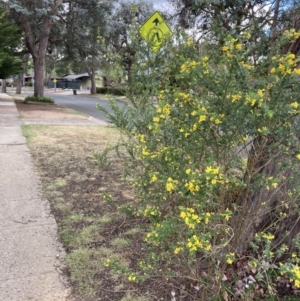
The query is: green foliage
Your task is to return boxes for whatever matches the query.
[24,96,54,104]
[101,29,300,299]
[0,5,22,78]
[96,87,126,96]
[107,0,155,83]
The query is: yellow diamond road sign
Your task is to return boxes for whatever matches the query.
[139,11,172,53]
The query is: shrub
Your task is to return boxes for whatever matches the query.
[100,30,300,299]
[25,82,33,87]
[24,96,54,104]
[96,87,126,96]
[96,87,107,94]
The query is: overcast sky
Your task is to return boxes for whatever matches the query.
[150,0,169,10]
[122,0,171,11]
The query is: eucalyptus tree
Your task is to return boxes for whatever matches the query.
[0,4,22,91]
[1,0,67,97]
[168,0,277,50]
[108,0,154,85]
[61,0,117,94]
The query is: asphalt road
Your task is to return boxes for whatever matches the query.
[45,93,124,121]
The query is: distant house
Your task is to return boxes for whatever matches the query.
[23,72,34,85]
[24,72,60,86]
[24,71,105,90]
[62,71,104,89]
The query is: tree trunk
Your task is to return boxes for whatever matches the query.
[231,133,300,256]
[33,56,45,97]
[15,75,22,94]
[90,68,96,94]
[1,79,6,93]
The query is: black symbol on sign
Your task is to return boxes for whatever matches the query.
[148,28,163,50]
[155,32,160,42]
[153,18,159,26]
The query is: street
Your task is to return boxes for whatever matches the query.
[45,92,124,121]
[9,89,125,122]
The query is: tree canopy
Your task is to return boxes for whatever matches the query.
[0,5,22,79]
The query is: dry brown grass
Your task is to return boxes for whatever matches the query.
[22,125,158,301]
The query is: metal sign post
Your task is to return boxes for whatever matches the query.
[53,78,57,92]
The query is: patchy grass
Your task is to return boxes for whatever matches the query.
[22,125,166,301]
[80,93,128,103]
[64,108,89,116]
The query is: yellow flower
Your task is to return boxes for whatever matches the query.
[139,134,146,143]
[226,258,233,264]
[262,232,275,241]
[258,126,268,133]
[270,67,276,74]
[222,45,229,52]
[153,116,160,122]
[242,135,249,142]
[258,89,264,97]
[199,115,206,122]
[222,208,232,221]
[289,53,296,59]
[186,169,191,175]
[128,275,137,282]
[204,212,211,224]
[291,102,299,109]
[163,104,171,115]
[231,94,242,102]
[291,266,300,288]
[235,43,242,50]
[211,179,217,185]
[150,174,157,183]
[294,68,300,75]
[180,211,187,218]
[297,154,300,160]
[271,182,278,188]
[104,259,111,267]
[226,252,235,265]
[174,247,183,254]
[242,32,251,39]
[166,178,176,192]
[248,260,257,268]
[142,148,150,156]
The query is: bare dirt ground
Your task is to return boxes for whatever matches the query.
[15,102,88,119]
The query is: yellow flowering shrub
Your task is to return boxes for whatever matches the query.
[101,30,300,299]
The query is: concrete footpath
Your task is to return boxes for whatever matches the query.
[0,94,71,300]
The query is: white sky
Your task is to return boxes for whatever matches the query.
[122,0,171,11]
[150,0,170,10]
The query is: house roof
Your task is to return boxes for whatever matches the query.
[63,71,103,80]
[63,73,88,80]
